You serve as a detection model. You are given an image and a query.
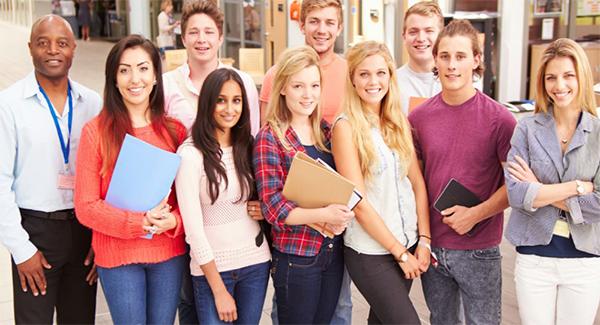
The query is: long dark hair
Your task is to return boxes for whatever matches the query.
[191,68,255,204]
[99,34,181,175]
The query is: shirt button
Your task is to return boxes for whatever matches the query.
[328,243,333,248]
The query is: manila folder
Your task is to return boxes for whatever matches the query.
[282,151,354,208]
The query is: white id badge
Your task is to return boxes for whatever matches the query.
[57,173,75,189]
[553,219,570,238]
[57,164,75,189]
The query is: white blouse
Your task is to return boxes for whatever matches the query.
[343,124,419,254]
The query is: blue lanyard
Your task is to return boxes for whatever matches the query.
[39,82,73,170]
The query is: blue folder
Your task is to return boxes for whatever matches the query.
[105,134,181,212]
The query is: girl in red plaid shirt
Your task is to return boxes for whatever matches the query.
[253,46,354,324]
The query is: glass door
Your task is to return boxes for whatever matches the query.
[223,0,264,69]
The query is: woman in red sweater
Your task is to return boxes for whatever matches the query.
[74,35,187,324]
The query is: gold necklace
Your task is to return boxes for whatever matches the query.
[558,130,572,144]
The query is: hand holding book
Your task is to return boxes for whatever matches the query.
[440,205,482,236]
[434,179,483,236]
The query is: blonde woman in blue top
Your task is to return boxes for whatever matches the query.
[505,38,600,325]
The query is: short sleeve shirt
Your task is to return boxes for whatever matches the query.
[408,90,517,250]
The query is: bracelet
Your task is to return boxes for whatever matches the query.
[418,234,431,240]
[418,241,431,251]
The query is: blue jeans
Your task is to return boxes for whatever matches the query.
[421,246,502,325]
[329,266,353,324]
[192,262,270,324]
[271,266,353,325]
[97,255,185,325]
[272,236,344,324]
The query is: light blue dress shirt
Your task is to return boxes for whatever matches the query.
[505,108,600,255]
[0,72,101,264]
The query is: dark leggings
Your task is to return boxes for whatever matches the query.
[344,245,421,325]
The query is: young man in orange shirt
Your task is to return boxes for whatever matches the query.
[259,0,347,125]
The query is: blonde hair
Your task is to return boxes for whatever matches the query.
[265,46,328,152]
[403,1,444,33]
[343,41,414,180]
[160,0,172,12]
[534,38,597,116]
[301,0,343,25]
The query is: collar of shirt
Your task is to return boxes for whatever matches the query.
[177,61,231,96]
[283,120,332,151]
[22,71,84,107]
[534,106,592,133]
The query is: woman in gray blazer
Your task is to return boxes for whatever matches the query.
[505,38,600,325]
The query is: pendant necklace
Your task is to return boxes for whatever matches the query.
[558,129,571,144]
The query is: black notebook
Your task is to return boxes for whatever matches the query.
[434,179,483,236]
[434,179,482,212]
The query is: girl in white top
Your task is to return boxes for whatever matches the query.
[175,68,270,324]
[332,41,431,324]
[157,0,180,53]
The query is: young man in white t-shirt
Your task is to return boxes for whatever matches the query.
[397,2,482,114]
[396,2,444,114]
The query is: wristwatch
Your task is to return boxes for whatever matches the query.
[575,180,585,196]
[398,251,409,263]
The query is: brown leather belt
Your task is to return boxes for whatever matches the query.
[19,208,75,220]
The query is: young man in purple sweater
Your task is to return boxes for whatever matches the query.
[408,20,516,325]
